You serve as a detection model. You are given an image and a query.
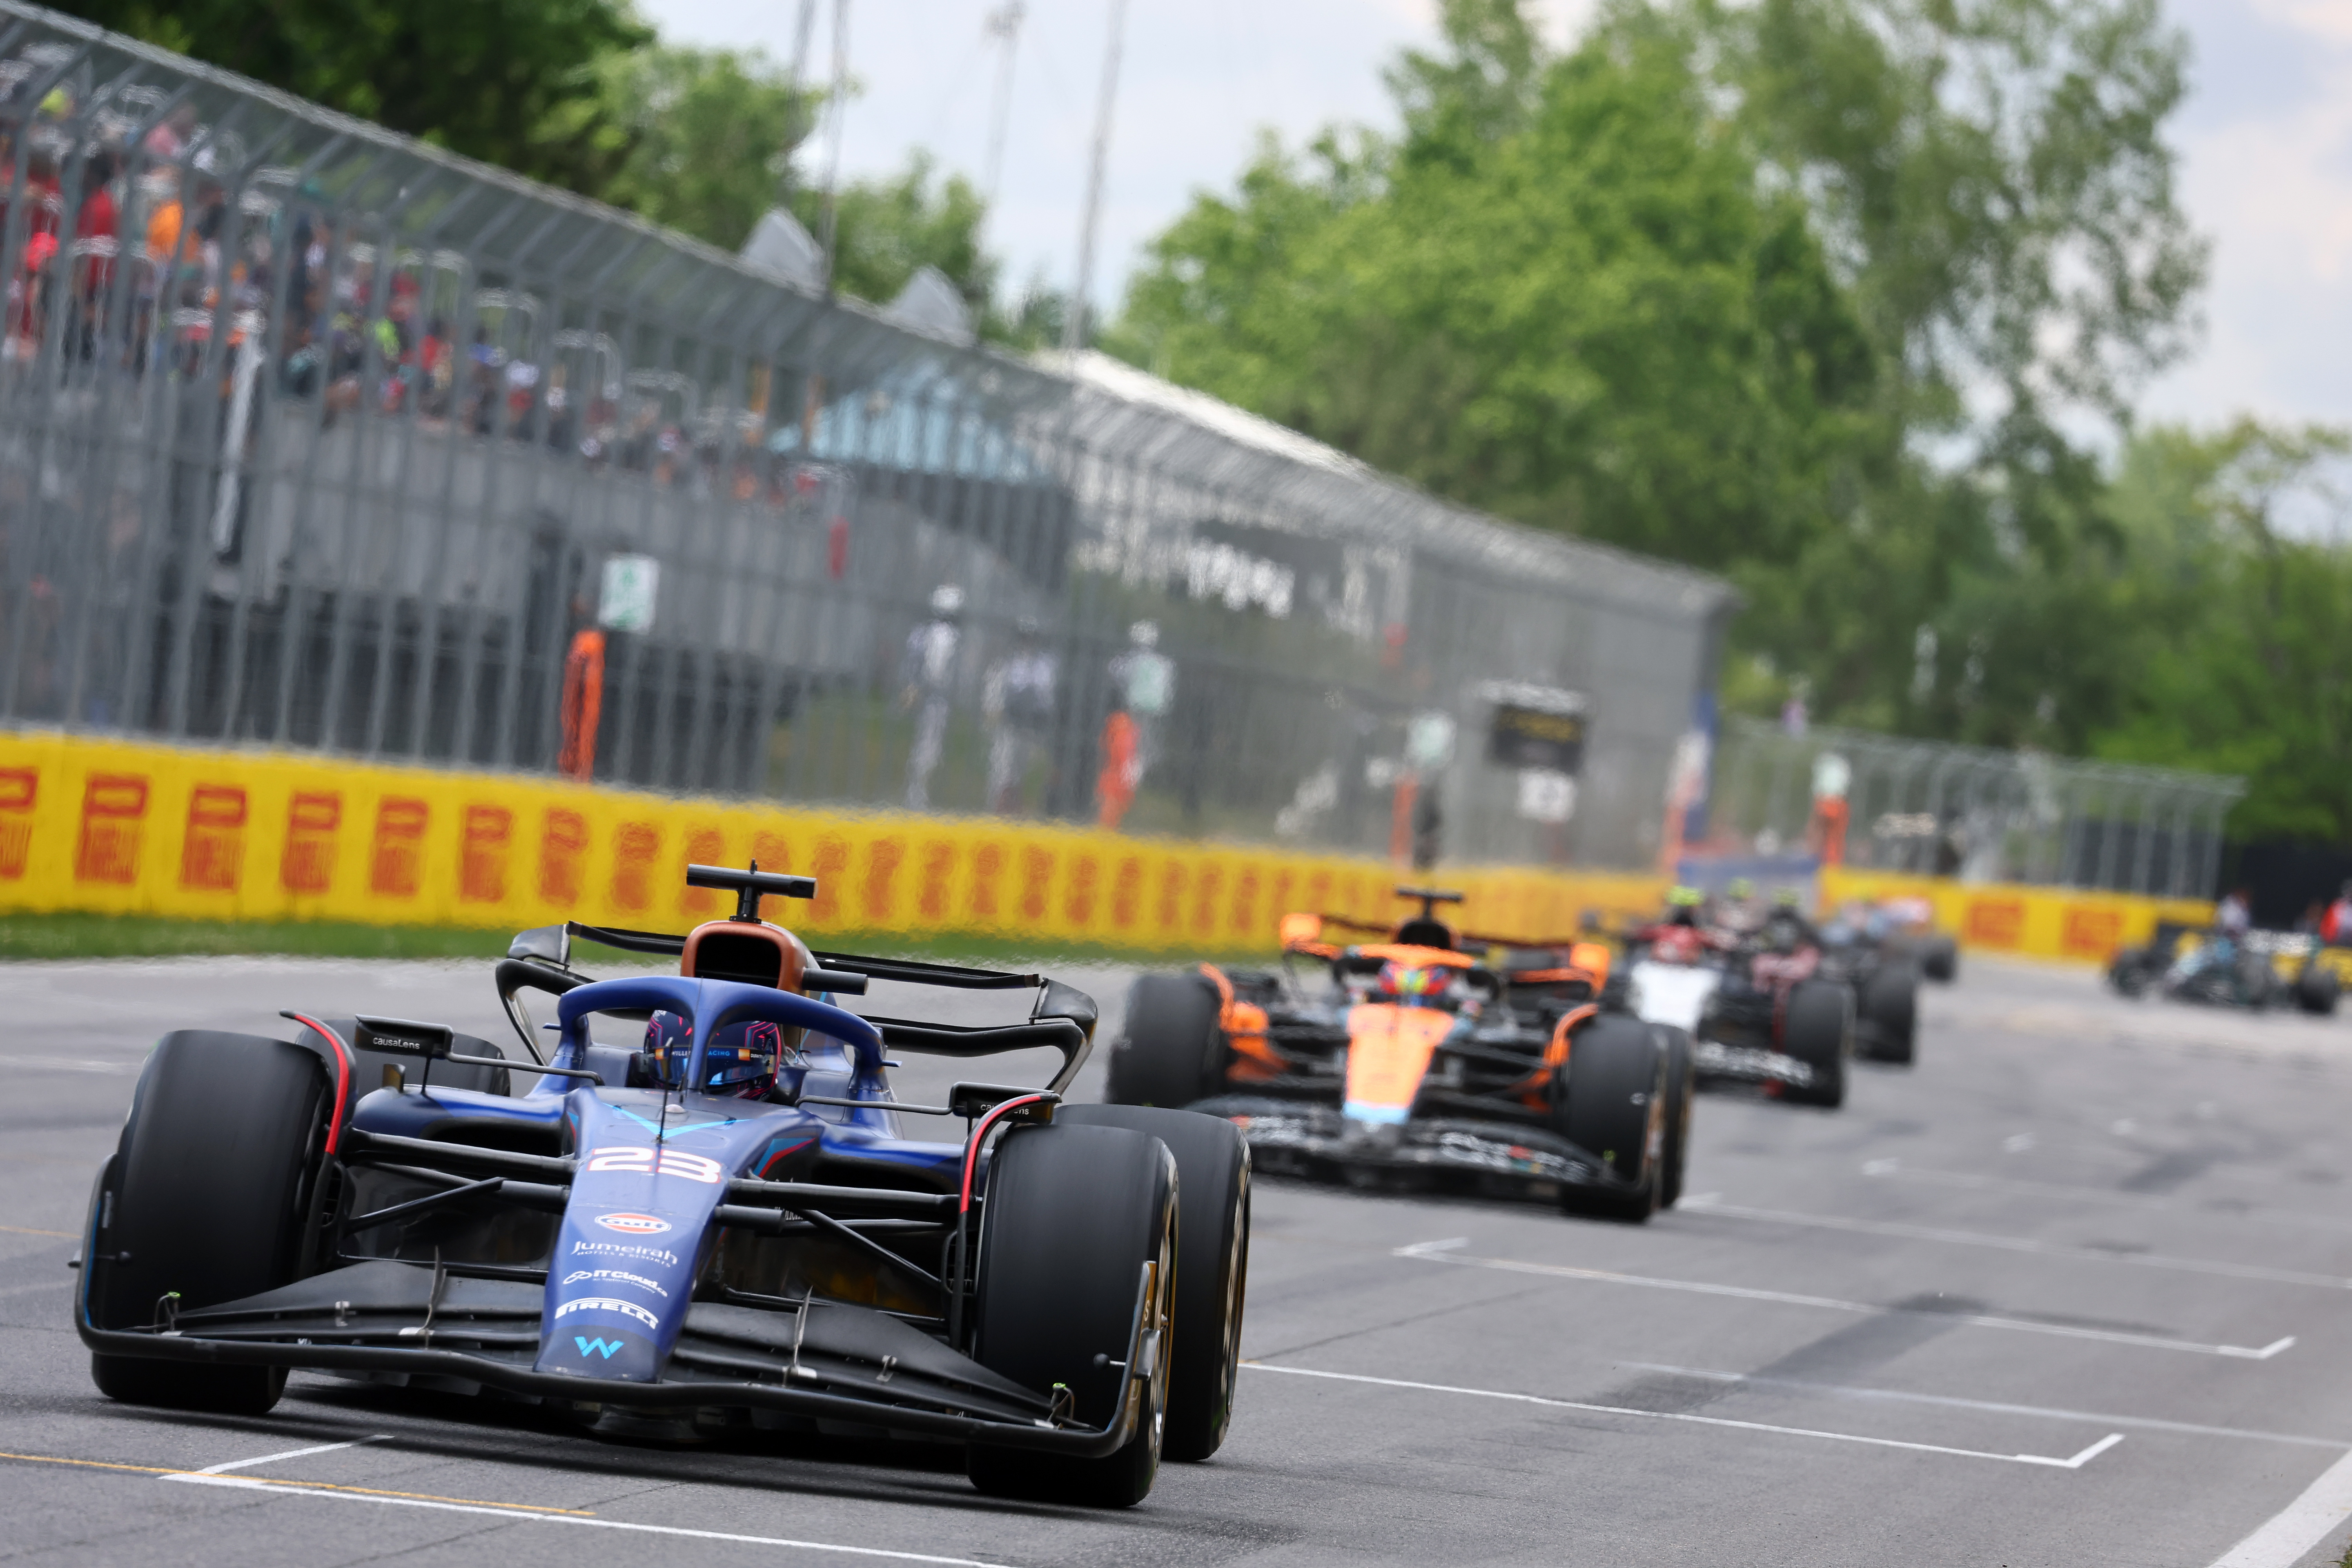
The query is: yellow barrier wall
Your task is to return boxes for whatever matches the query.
[0,733,1664,952]
[1820,866,2212,965]
[0,732,2205,963]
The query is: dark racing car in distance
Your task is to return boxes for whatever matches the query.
[1815,901,1926,1065]
[74,864,1250,1508]
[1620,891,1855,1107]
[2109,921,2341,1015]
[1105,887,1691,1222]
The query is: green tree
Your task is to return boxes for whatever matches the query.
[2093,422,2352,842]
[1686,0,2207,740]
[790,154,998,321]
[58,0,650,196]
[571,44,815,252]
[1112,2,1876,573]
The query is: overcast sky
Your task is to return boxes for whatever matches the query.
[641,0,2351,433]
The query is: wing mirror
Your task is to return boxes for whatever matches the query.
[508,924,572,969]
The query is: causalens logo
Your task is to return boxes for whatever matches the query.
[593,1211,672,1235]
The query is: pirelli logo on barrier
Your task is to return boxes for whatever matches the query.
[282,792,341,894]
[179,784,248,892]
[461,805,513,904]
[75,773,148,885]
[0,767,35,880]
[371,798,430,898]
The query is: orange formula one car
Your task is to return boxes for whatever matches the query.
[1105,889,1693,1221]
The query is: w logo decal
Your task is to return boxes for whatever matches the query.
[573,1336,624,1360]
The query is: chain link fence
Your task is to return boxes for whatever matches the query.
[1707,715,2244,897]
[0,6,1734,871]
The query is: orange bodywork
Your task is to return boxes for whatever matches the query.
[1343,1003,1455,1122]
[1510,1002,1597,1108]
[1201,963,1283,1080]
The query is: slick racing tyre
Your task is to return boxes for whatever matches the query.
[2297,965,2341,1017]
[1555,1014,1664,1223]
[1921,935,1959,983]
[1861,965,1918,1065]
[1061,1105,1250,1461]
[1781,981,1853,1108]
[2110,948,2152,999]
[1107,973,1225,1108]
[966,1123,1178,1508]
[1653,1025,1695,1210]
[88,1031,328,1415]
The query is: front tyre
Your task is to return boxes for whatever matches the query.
[1107,973,1225,1108]
[1556,1015,1664,1223]
[1861,965,1918,1065]
[1060,1105,1250,1461]
[2297,964,2340,1017]
[87,1031,328,1415]
[1922,935,1959,983]
[965,1122,1178,1507]
[1781,982,1853,1108]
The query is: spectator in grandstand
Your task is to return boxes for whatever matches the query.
[902,584,964,811]
[982,617,1056,816]
[141,104,197,161]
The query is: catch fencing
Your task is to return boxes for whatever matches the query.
[0,6,1731,875]
[1708,716,2244,898]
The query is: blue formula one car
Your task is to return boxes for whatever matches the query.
[73,864,1250,1508]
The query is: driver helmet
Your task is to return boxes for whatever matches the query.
[1653,925,1703,964]
[1773,887,1805,908]
[1375,960,1447,1004]
[1666,885,1703,925]
[643,1011,787,1099]
[1726,878,1756,902]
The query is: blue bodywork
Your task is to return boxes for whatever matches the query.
[345,975,965,1389]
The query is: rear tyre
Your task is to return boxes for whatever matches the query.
[1060,1105,1250,1461]
[1555,1015,1663,1223]
[965,1123,1178,1507]
[1922,936,1958,983]
[2298,965,2340,1017]
[1653,1025,1695,1210]
[1107,973,1224,1108]
[1781,982,1852,1108]
[1861,966,1918,1065]
[88,1031,326,1415]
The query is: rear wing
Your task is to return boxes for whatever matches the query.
[499,914,1098,1094]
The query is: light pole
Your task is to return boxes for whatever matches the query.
[1064,0,1131,356]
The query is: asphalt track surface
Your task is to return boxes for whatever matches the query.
[9,953,2352,1566]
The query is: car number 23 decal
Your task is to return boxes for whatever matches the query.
[584,1145,725,1184]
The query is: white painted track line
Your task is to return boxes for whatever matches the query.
[2207,1449,2352,1567]
[197,1436,383,1474]
[1396,1240,2296,1359]
[158,1474,1021,1566]
[1626,1364,2352,1450]
[1245,1363,2126,1469]
[1684,1198,2352,1290]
